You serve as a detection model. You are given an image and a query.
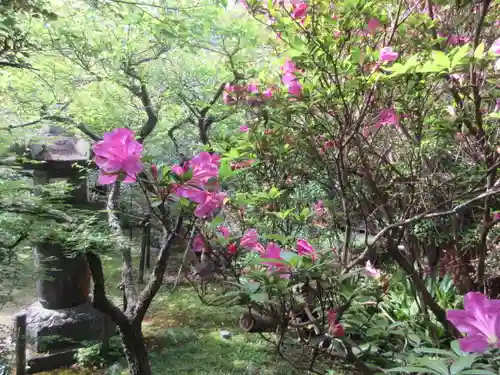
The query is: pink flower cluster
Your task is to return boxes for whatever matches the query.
[92,128,143,185]
[281,59,302,97]
[290,1,308,21]
[437,32,471,46]
[241,229,318,276]
[223,83,273,106]
[172,152,226,218]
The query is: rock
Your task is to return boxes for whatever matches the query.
[23,301,115,353]
[219,330,233,340]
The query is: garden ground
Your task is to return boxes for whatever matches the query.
[1,249,310,375]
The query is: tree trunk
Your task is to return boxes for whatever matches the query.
[119,323,151,375]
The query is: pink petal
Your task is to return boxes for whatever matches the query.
[459,335,489,353]
[98,173,118,185]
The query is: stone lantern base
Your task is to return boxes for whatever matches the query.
[23,301,115,353]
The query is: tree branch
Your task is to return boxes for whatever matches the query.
[106,182,138,314]
[345,182,500,270]
[4,115,102,141]
[133,214,183,323]
[86,251,130,328]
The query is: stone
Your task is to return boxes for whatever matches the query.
[33,243,90,310]
[219,330,232,340]
[24,301,114,353]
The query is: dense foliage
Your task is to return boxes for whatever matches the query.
[1,0,500,374]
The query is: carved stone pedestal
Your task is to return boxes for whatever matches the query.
[24,301,113,353]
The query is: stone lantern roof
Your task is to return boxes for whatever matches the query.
[28,125,90,162]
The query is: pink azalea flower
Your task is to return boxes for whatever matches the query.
[367,18,381,33]
[291,2,308,19]
[262,88,273,99]
[281,59,298,74]
[297,239,317,261]
[438,32,471,46]
[379,47,399,62]
[286,80,302,97]
[240,229,259,250]
[193,191,226,218]
[192,234,205,253]
[365,260,382,279]
[282,72,297,86]
[491,38,500,55]
[239,125,249,132]
[171,163,188,177]
[217,226,230,239]
[376,109,400,128]
[495,98,500,112]
[260,242,283,267]
[446,292,500,352]
[313,200,325,217]
[92,128,143,185]
[247,83,259,94]
[223,84,238,105]
[189,152,220,184]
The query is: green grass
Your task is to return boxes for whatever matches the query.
[142,287,302,375]
[9,249,305,375]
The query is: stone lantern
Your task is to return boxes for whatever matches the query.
[22,125,113,353]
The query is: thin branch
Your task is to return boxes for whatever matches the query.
[106,182,138,314]
[86,251,130,327]
[345,182,500,270]
[4,115,102,141]
[133,214,183,323]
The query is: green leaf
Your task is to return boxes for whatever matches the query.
[474,42,485,59]
[449,354,478,374]
[218,159,234,180]
[452,44,470,67]
[432,51,450,68]
[459,371,498,375]
[266,233,289,244]
[299,207,310,219]
[249,292,269,302]
[384,367,434,373]
[417,358,451,375]
[414,347,456,357]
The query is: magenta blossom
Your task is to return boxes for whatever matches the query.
[239,125,250,132]
[260,242,283,267]
[291,2,308,19]
[240,229,259,250]
[262,88,273,99]
[247,83,259,94]
[377,109,399,128]
[92,128,143,185]
[379,47,399,62]
[367,18,381,33]
[217,226,230,239]
[192,234,205,253]
[286,80,302,97]
[193,191,226,218]
[281,59,298,74]
[297,239,317,261]
[261,242,290,277]
[491,38,500,55]
[313,200,326,217]
[365,260,382,279]
[446,292,500,353]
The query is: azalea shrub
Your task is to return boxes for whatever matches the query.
[89,0,500,373]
